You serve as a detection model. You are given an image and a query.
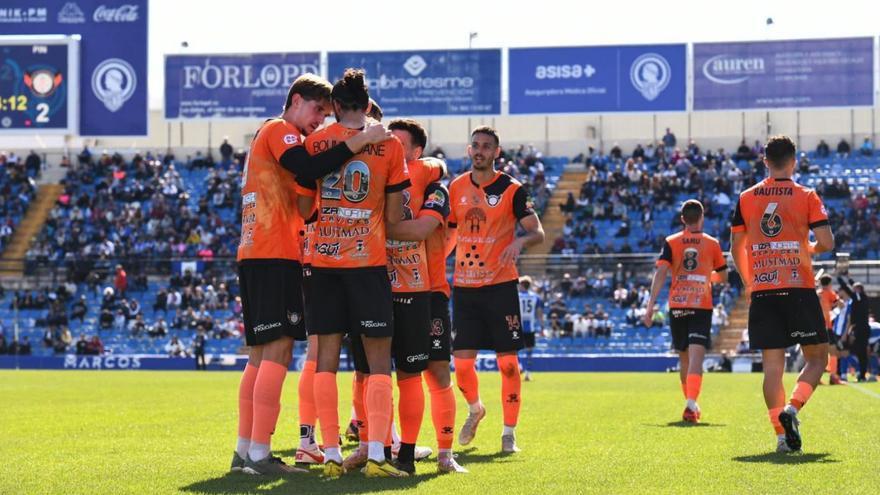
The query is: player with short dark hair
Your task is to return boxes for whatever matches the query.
[448,126,545,453]
[645,199,728,422]
[730,135,835,453]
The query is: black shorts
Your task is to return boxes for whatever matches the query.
[669,308,712,352]
[239,259,306,346]
[748,289,828,350]
[392,293,432,373]
[523,332,536,349]
[453,281,524,353]
[349,292,432,374]
[429,292,452,362]
[304,266,393,338]
[826,328,839,348]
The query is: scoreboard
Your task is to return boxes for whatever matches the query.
[0,35,79,134]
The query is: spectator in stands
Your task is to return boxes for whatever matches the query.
[25,150,41,177]
[559,273,573,296]
[663,128,677,153]
[712,304,729,328]
[148,317,168,338]
[129,314,147,337]
[165,336,187,357]
[219,137,234,163]
[18,337,31,355]
[613,284,629,307]
[154,288,168,314]
[71,295,87,323]
[76,334,88,354]
[0,330,6,354]
[859,138,873,156]
[101,287,115,310]
[816,139,831,157]
[192,328,207,371]
[99,308,114,330]
[837,138,851,156]
[648,304,665,328]
[610,143,623,160]
[734,139,754,161]
[87,335,104,355]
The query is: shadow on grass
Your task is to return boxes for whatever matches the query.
[732,452,838,465]
[643,421,727,428]
[180,469,442,495]
[455,447,524,465]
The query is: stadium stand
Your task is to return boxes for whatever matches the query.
[0,139,877,359]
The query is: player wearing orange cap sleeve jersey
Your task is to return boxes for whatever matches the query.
[295,69,409,478]
[447,126,545,454]
[644,200,728,423]
[730,135,835,454]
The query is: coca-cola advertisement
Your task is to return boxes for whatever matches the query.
[1,0,147,135]
[92,4,140,23]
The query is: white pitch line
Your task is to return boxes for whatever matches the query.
[846,382,880,400]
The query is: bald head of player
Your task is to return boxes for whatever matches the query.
[468,126,501,172]
[763,135,797,178]
[680,199,704,232]
[389,118,427,163]
[282,73,333,136]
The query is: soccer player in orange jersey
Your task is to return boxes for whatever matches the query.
[384,118,467,474]
[644,200,728,423]
[816,274,842,385]
[447,126,545,453]
[296,69,410,478]
[730,135,835,453]
[232,74,389,475]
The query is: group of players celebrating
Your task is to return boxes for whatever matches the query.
[231,69,544,478]
[230,67,840,479]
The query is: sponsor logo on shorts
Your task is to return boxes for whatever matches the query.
[406,353,429,363]
[393,296,413,305]
[791,330,817,338]
[253,322,282,333]
[430,318,445,336]
[432,339,442,349]
[287,311,301,325]
[688,333,708,340]
[361,320,388,329]
[671,309,696,318]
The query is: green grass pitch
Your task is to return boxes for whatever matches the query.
[0,370,877,494]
